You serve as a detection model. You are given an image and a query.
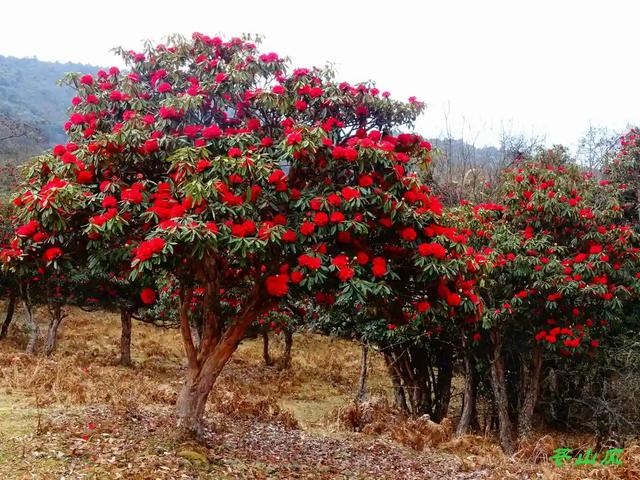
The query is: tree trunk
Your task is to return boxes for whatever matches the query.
[175,276,273,438]
[190,315,203,350]
[384,352,409,414]
[262,331,274,366]
[176,353,226,438]
[356,344,369,402]
[489,328,515,454]
[0,290,16,339]
[456,340,478,437]
[20,283,38,354]
[434,343,454,422]
[517,347,543,440]
[44,304,65,356]
[120,307,132,366]
[279,328,293,369]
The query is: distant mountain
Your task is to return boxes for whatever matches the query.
[0,55,98,147]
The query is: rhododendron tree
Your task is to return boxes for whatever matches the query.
[4,33,445,436]
[309,200,487,421]
[253,304,304,369]
[474,147,640,453]
[606,128,640,221]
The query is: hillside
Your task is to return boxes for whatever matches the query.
[0,55,98,146]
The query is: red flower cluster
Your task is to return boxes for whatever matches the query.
[42,247,63,262]
[134,238,165,262]
[140,288,156,304]
[418,242,447,259]
[266,274,289,297]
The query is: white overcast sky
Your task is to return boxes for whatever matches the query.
[2,0,639,149]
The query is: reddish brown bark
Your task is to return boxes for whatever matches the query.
[175,272,274,438]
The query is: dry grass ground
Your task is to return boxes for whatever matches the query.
[0,304,638,479]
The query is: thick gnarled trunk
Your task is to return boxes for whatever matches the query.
[176,344,234,437]
[175,270,272,438]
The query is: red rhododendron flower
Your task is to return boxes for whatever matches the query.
[80,74,93,85]
[102,196,118,208]
[266,274,289,297]
[417,301,431,313]
[358,175,373,187]
[589,244,603,254]
[401,227,417,242]
[16,220,39,237]
[356,252,369,265]
[76,170,93,184]
[134,238,165,262]
[42,247,63,262]
[337,266,354,282]
[140,288,156,304]
[371,257,387,277]
[228,147,242,158]
[202,125,222,139]
[447,293,462,306]
[298,254,322,270]
[330,212,345,223]
[282,230,297,242]
[300,222,315,236]
[121,187,144,204]
[196,159,211,172]
[418,242,446,259]
[157,82,172,93]
[268,170,286,183]
[313,212,329,226]
[341,187,360,201]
